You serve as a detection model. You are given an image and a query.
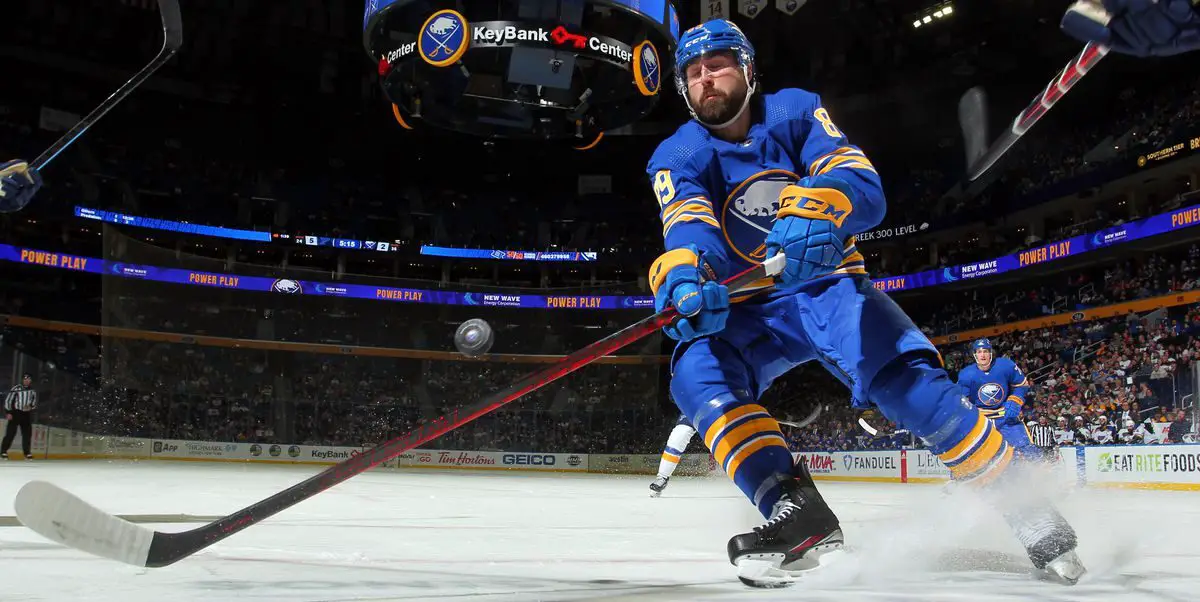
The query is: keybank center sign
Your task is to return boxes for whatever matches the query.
[470,22,633,64]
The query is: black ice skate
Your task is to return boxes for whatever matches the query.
[726,464,844,587]
[1007,503,1086,585]
[649,476,670,497]
[0,452,7,460]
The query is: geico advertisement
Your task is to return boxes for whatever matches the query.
[393,449,588,471]
[1087,445,1200,483]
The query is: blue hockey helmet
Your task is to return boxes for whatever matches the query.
[673,19,757,128]
[971,338,993,352]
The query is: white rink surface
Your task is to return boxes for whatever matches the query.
[1,461,1197,601]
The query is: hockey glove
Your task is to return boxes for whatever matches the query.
[650,245,729,342]
[1000,400,1023,426]
[764,175,856,290]
[1062,0,1200,57]
[0,160,43,213]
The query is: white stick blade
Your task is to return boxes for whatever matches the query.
[15,480,153,566]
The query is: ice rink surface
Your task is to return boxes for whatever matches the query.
[1,461,1196,601]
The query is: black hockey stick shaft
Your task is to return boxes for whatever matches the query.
[141,257,782,567]
[31,0,182,170]
[966,41,1107,181]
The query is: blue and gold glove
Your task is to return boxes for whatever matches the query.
[0,160,43,213]
[1062,0,1200,57]
[764,174,856,290]
[1001,400,1023,426]
[649,245,729,342]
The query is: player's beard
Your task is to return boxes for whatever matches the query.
[693,86,747,126]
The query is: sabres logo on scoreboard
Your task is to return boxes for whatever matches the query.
[632,41,661,96]
[271,279,303,294]
[418,9,470,67]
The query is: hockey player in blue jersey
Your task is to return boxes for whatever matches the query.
[956,339,1041,460]
[647,19,1085,587]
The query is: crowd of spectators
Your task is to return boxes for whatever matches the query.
[6,281,1198,456]
[911,244,1200,337]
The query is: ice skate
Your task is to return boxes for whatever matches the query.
[727,465,844,588]
[1007,502,1086,585]
[1036,549,1087,585]
[649,476,670,497]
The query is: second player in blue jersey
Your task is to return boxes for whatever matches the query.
[956,338,1040,460]
[646,19,1084,587]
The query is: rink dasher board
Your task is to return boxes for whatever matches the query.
[9,422,1200,490]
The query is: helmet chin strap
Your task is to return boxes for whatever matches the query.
[690,64,755,130]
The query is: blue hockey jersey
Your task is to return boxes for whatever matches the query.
[645,88,886,300]
[956,357,1031,418]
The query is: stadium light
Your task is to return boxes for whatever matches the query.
[911,2,953,28]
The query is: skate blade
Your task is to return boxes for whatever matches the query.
[736,547,847,588]
[1035,550,1087,586]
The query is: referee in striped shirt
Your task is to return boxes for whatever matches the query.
[1028,414,1057,462]
[2,373,37,460]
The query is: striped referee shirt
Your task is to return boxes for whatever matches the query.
[4,385,37,411]
[1029,423,1056,449]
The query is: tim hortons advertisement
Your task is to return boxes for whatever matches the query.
[74,434,149,458]
[393,449,588,472]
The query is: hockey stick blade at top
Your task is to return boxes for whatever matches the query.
[965,41,1107,182]
[778,404,823,429]
[32,0,182,170]
[16,254,786,568]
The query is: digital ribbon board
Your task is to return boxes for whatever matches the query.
[76,206,600,261]
[16,204,1200,310]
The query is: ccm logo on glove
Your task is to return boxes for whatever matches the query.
[777,185,853,227]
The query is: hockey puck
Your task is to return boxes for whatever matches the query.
[454,318,495,357]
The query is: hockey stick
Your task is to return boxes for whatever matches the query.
[15,254,786,568]
[777,403,824,429]
[962,2,1113,181]
[30,0,182,170]
[965,41,1108,181]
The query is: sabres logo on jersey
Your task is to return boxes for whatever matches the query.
[977,383,1004,406]
[721,169,798,262]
